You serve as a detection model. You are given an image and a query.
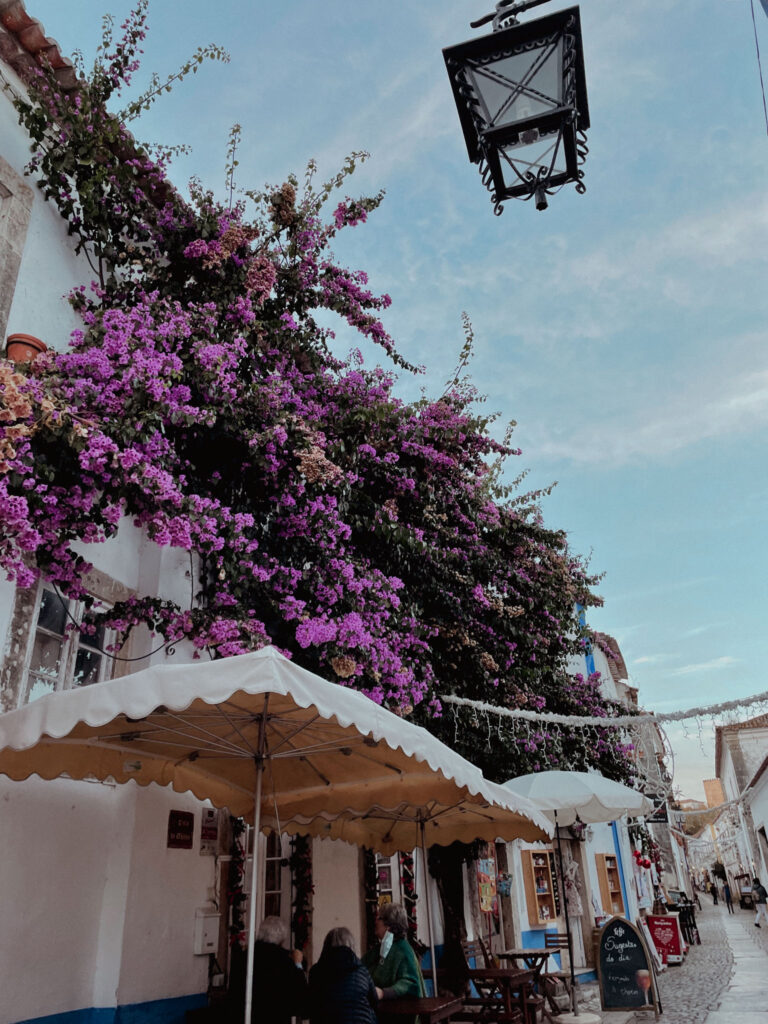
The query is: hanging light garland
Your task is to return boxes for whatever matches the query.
[440,686,768,727]
[441,686,768,801]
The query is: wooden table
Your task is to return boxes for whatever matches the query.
[499,948,550,978]
[468,966,536,1024]
[383,994,463,1023]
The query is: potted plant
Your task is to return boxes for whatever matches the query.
[5,334,47,364]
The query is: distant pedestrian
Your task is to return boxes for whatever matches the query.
[710,882,719,905]
[723,882,734,914]
[752,877,768,927]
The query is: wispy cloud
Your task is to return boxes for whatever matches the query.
[528,363,768,466]
[680,624,721,639]
[669,656,738,677]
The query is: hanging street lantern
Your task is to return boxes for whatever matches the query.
[443,0,590,214]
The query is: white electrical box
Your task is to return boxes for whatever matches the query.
[193,906,220,955]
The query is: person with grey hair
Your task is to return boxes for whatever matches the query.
[362,903,425,1024]
[308,927,378,1024]
[249,914,308,1024]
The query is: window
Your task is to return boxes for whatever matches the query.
[1,568,133,712]
[24,585,114,703]
[264,832,284,918]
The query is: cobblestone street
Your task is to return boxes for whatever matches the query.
[649,901,734,1024]
[577,900,768,1023]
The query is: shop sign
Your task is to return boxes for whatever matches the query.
[646,800,668,824]
[200,807,219,855]
[167,809,194,849]
[646,914,683,965]
[598,916,660,1016]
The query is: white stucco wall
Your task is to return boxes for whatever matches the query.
[739,729,768,781]
[0,775,216,1023]
[115,786,214,1005]
[311,838,364,962]
[590,647,619,701]
[0,70,89,350]
[719,745,739,802]
[0,775,122,1024]
[747,772,768,881]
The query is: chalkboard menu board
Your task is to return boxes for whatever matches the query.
[598,917,659,1015]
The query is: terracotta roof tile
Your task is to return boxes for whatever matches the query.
[592,631,629,685]
[0,0,77,91]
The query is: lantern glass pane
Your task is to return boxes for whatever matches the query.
[498,128,567,190]
[468,38,563,131]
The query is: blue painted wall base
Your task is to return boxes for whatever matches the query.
[420,945,445,995]
[17,993,208,1024]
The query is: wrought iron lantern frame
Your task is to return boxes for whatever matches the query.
[443,4,590,214]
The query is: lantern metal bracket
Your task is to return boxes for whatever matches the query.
[471,0,556,33]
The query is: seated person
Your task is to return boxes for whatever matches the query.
[362,903,425,1024]
[308,926,378,1024]
[250,915,307,1024]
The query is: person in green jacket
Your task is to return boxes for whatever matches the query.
[362,902,425,1024]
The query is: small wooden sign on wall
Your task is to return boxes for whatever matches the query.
[167,810,194,849]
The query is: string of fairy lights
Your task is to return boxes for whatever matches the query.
[441,687,768,802]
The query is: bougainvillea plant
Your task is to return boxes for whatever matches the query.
[0,3,635,783]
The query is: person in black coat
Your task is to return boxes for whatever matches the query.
[250,915,308,1024]
[309,927,378,1024]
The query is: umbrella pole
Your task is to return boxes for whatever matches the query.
[244,706,268,1024]
[554,810,579,1015]
[419,820,438,994]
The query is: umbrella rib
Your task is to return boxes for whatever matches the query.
[269,737,369,759]
[111,715,250,756]
[267,711,323,755]
[38,736,245,775]
[212,702,260,757]
[155,709,253,755]
[96,723,248,758]
[122,737,252,757]
[351,746,404,775]
[298,754,332,787]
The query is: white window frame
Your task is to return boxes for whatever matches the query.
[21,582,116,705]
[242,831,292,930]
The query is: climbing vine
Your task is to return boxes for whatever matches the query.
[0,3,633,784]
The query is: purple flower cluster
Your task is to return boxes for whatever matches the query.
[0,10,636,783]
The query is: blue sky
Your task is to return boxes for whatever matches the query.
[28,0,768,798]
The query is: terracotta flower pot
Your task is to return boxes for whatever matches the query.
[5,334,47,364]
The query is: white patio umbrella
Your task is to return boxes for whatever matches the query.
[503,770,653,827]
[0,645,552,1023]
[504,770,653,1023]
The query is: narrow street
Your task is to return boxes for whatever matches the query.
[577,900,768,1023]
[703,902,768,1024]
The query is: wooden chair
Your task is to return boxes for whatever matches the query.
[540,934,573,1017]
[456,939,523,1024]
